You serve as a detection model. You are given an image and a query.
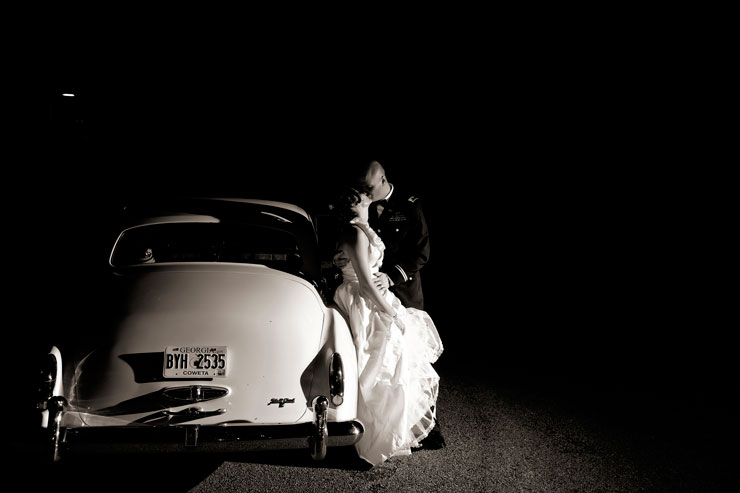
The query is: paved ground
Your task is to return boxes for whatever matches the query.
[13,366,733,492]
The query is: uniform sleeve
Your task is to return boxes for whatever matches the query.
[384,199,430,285]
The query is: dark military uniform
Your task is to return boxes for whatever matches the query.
[368,187,430,310]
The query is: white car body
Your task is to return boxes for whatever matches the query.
[38,198,362,461]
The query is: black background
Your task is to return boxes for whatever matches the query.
[14,23,730,402]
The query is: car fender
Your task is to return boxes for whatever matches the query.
[303,306,358,423]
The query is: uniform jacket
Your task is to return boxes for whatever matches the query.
[369,188,430,310]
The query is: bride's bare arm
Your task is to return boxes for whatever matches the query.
[343,226,398,318]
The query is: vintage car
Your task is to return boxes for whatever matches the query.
[37,198,362,462]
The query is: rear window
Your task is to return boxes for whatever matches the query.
[111,222,302,271]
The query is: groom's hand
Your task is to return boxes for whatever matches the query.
[332,249,349,269]
[373,272,392,292]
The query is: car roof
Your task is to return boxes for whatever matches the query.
[214,199,311,221]
[113,197,321,281]
[120,197,313,228]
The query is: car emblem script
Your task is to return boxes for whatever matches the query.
[268,398,295,408]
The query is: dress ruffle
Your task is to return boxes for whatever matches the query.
[334,227,443,466]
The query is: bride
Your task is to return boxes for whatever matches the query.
[331,187,443,466]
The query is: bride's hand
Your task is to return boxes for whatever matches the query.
[373,272,392,291]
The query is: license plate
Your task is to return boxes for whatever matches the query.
[163,346,228,378]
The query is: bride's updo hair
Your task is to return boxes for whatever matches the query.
[329,187,363,225]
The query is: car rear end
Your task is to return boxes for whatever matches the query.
[39,264,362,461]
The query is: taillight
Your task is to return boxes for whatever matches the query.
[38,346,63,430]
[37,352,57,408]
[329,352,344,406]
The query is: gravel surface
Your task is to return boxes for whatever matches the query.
[15,369,733,492]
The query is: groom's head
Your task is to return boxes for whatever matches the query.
[356,160,391,202]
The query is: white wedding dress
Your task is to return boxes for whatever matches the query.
[333,217,443,466]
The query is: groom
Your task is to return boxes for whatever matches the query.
[338,159,445,450]
[358,160,430,310]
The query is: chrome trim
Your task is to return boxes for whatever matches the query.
[46,396,67,463]
[267,398,295,408]
[161,385,230,403]
[134,407,227,425]
[60,420,364,456]
[163,407,227,418]
[310,395,329,460]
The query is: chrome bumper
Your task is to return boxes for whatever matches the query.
[61,420,364,455]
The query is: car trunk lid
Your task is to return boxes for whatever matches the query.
[72,264,325,424]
